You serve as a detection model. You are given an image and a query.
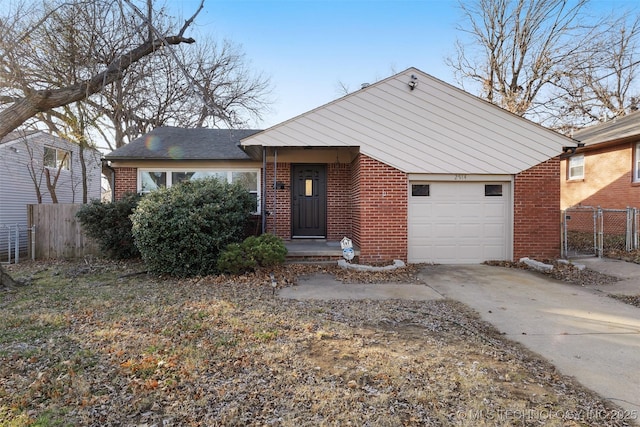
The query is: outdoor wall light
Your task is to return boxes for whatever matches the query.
[408,74,418,91]
[10,147,19,153]
[276,182,285,190]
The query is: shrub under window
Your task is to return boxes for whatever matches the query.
[131,178,255,277]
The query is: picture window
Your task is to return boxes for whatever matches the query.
[139,169,260,213]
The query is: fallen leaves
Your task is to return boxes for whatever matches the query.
[0,259,635,426]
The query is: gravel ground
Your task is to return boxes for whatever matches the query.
[0,260,637,426]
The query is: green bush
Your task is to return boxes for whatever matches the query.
[216,242,258,275]
[248,233,288,267]
[131,178,254,277]
[76,193,142,259]
[217,233,287,274]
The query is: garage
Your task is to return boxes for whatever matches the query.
[408,181,511,264]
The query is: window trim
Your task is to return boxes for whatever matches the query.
[634,143,640,183]
[137,167,261,213]
[568,154,584,180]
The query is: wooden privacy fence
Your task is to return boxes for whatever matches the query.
[27,204,101,259]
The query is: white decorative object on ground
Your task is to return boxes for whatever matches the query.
[519,257,553,272]
[338,259,405,272]
[340,236,355,262]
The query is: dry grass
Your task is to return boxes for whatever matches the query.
[0,259,636,426]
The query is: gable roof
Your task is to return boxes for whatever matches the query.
[572,110,640,146]
[0,130,40,145]
[105,127,262,161]
[242,67,574,175]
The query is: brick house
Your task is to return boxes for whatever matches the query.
[105,67,574,264]
[561,111,640,210]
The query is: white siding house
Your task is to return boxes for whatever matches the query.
[0,131,102,260]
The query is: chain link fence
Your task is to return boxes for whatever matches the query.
[0,224,35,264]
[562,207,639,258]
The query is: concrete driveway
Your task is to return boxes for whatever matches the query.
[423,264,640,417]
[280,261,640,417]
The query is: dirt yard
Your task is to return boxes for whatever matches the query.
[0,260,637,426]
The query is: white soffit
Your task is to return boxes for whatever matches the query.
[242,68,574,174]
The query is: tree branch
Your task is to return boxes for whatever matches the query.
[0,34,195,139]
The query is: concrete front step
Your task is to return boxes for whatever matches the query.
[284,239,359,263]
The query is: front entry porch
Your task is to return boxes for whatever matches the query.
[285,239,360,263]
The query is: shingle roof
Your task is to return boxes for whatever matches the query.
[105,127,262,160]
[573,111,640,146]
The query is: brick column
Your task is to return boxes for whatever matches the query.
[514,157,561,260]
[265,162,291,239]
[327,163,352,240]
[353,154,408,263]
[113,167,137,200]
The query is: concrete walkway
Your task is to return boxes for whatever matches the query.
[279,273,442,301]
[279,259,640,417]
[578,257,640,296]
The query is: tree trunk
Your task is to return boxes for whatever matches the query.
[0,265,19,289]
[79,140,88,203]
[44,167,60,203]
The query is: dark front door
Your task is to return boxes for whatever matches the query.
[292,164,327,237]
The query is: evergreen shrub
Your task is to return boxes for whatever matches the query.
[131,178,254,277]
[76,193,141,259]
[217,233,287,274]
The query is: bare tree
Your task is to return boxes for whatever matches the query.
[546,13,640,131]
[447,0,591,118]
[91,36,271,151]
[1,0,271,201]
[0,0,203,140]
[23,138,46,204]
[1,0,271,154]
[38,104,97,203]
[43,152,69,203]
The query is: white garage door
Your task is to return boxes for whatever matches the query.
[408,181,511,264]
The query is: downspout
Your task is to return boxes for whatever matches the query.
[273,149,278,235]
[262,147,267,234]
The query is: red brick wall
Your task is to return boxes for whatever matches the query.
[561,142,640,209]
[113,167,137,200]
[265,162,353,240]
[265,162,291,239]
[353,154,408,263]
[327,163,352,240]
[514,158,561,260]
[350,157,362,249]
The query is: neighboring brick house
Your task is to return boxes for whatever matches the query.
[561,111,640,210]
[105,67,574,264]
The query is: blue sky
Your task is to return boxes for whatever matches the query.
[171,0,639,129]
